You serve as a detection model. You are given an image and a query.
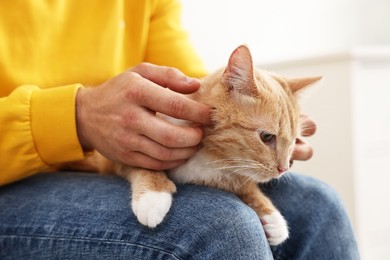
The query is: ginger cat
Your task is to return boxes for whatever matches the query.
[63,45,320,246]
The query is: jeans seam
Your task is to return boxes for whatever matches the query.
[0,233,182,260]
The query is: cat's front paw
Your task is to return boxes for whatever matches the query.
[132,191,172,228]
[261,211,289,246]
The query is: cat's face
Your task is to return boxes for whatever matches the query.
[197,45,320,183]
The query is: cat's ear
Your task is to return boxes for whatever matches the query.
[222,45,257,97]
[288,76,322,93]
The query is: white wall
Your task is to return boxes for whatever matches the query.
[181,0,390,71]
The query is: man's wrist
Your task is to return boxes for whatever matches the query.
[76,87,93,151]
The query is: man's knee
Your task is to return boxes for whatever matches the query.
[172,185,273,259]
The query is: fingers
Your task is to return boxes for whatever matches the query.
[291,114,316,161]
[119,133,200,171]
[82,64,212,170]
[122,152,186,171]
[126,133,200,161]
[115,106,203,170]
[300,114,316,137]
[146,89,212,126]
[291,138,313,161]
[126,74,212,125]
[132,63,201,94]
[135,109,203,147]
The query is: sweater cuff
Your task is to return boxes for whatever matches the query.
[30,84,85,165]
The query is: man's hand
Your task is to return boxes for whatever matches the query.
[76,63,211,170]
[292,114,317,161]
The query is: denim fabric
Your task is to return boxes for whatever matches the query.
[262,175,360,260]
[0,172,359,259]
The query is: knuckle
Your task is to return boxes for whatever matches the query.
[133,62,152,73]
[126,135,140,149]
[125,82,144,102]
[124,71,142,83]
[120,110,140,128]
[157,147,173,161]
[168,98,187,117]
[161,131,177,147]
[113,133,126,148]
[166,67,181,79]
[300,117,317,136]
[161,127,201,148]
[118,134,140,155]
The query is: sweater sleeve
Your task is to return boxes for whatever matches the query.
[0,84,86,185]
[145,0,207,78]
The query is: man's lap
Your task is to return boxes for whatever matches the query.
[0,171,359,259]
[0,172,273,259]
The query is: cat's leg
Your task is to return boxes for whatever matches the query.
[237,182,289,246]
[116,166,177,228]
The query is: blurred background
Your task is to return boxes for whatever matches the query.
[181,0,390,259]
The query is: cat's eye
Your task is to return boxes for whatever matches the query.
[260,131,276,144]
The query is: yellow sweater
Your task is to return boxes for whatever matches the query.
[0,0,206,185]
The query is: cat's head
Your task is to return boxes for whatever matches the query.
[198,45,320,182]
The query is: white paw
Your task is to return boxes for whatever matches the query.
[261,211,289,246]
[132,191,172,228]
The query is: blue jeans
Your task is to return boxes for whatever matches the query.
[0,172,359,259]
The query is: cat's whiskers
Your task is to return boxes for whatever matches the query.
[280,171,293,182]
[205,157,266,167]
[202,157,275,184]
[205,163,267,174]
[204,157,259,165]
[239,172,258,186]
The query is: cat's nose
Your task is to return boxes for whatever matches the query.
[277,166,289,174]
